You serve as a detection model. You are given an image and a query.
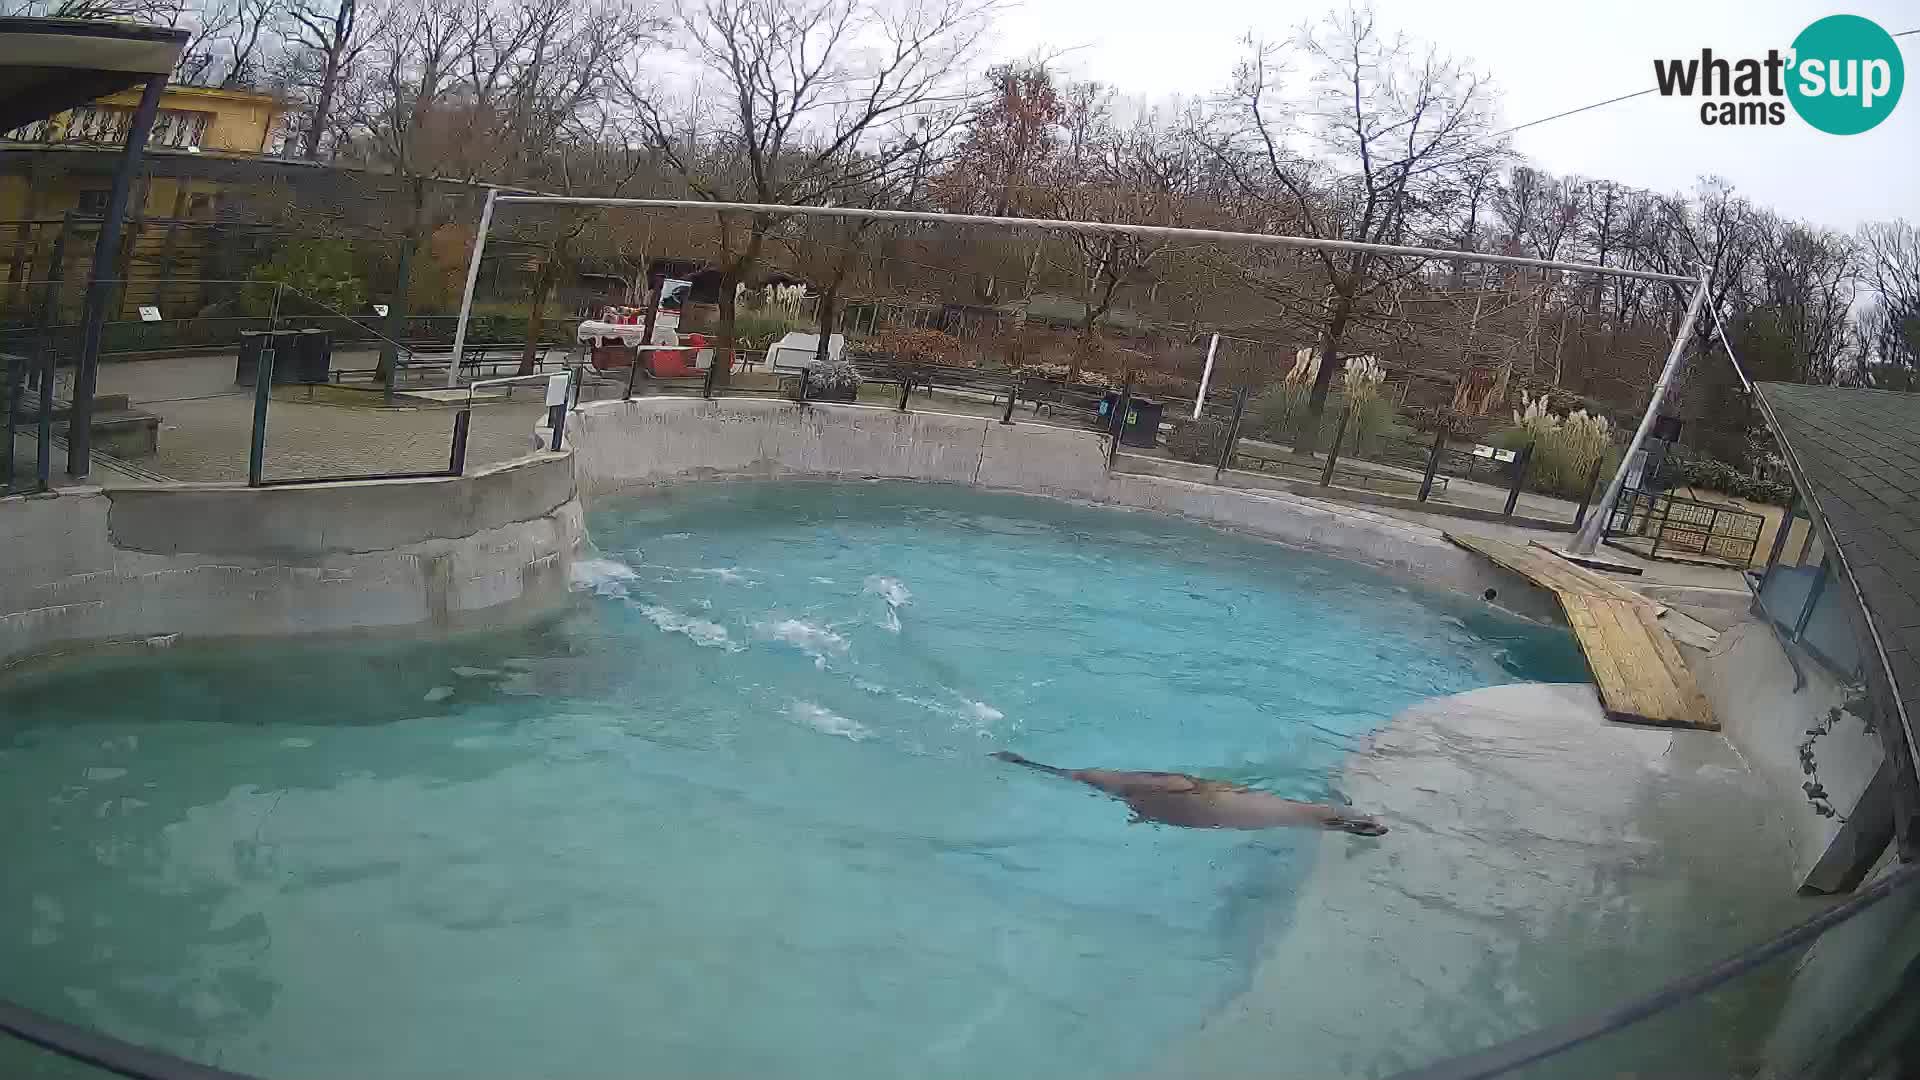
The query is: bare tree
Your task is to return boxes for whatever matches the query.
[1858,219,1920,387]
[611,0,992,385]
[286,0,377,159]
[1201,6,1500,418]
[174,0,283,88]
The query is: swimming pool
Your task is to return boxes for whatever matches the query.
[0,482,1586,1079]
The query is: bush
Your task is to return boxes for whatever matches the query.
[245,238,366,317]
[1668,453,1794,505]
[1250,383,1311,440]
[731,309,809,349]
[1165,417,1229,464]
[1496,394,1617,499]
[1129,369,1198,398]
[865,326,963,365]
[809,356,863,395]
[1344,394,1402,458]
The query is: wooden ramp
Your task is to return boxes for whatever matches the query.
[1448,533,1718,730]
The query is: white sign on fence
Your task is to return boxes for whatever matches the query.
[545,372,571,407]
[137,306,161,322]
[372,304,390,317]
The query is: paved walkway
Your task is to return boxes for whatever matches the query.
[77,353,567,483]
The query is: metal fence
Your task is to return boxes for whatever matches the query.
[1604,487,1766,567]
[1,277,579,492]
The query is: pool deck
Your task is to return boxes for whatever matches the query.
[1447,533,1718,730]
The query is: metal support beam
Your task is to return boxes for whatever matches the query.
[446,187,498,389]
[1319,404,1351,487]
[69,74,165,478]
[1570,274,1710,553]
[1504,442,1536,517]
[493,196,1696,285]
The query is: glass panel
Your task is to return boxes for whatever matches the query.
[1802,581,1864,676]
[1759,562,1820,632]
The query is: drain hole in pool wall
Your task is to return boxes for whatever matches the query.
[1483,588,1498,603]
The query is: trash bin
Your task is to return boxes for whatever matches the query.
[1098,391,1164,448]
[292,328,332,384]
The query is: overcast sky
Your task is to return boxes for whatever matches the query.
[984,0,1918,231]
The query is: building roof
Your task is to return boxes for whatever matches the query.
[0,17,188,132]
[1758,382,1920,734]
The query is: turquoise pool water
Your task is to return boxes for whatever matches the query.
[0,482,1584,1079]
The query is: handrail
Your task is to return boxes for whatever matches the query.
[466,369,561,409]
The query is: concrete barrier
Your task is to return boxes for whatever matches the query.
[0,452,582,668]
[569,396,1560,622]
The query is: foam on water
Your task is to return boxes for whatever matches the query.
[789,701,872,741]
[638,604,738,650]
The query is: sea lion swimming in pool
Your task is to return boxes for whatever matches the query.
[991,751,1388,835]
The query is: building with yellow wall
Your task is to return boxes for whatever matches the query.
[0,83,290,316]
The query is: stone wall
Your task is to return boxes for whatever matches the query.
[0,452,582,667]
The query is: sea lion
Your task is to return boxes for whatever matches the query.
[992,751,1388,836]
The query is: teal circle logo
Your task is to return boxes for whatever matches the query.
[1787,15,1903,135]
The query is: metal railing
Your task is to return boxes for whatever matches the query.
[1604,487,1766,567]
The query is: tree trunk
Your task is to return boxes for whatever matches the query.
[305,53,340,160]
[519,233,568,375]
[814,285,838,366]
[1308,290,1355,416]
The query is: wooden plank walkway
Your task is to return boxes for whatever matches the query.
[1448,533,1718,730]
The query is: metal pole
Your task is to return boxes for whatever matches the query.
[1106,380,1134,470]
[1193,332,1219,419]
[448,409,471,474]
[896,371,912,410]
[1572,455,1606,530]
[247,348,273,486]
[1215,387,1247,481]
[70,74,166,479]
[247,284,282,487]
[1001,377,1019,424]
[9,221,69,494]
[1503,442,1535,516]
[1418,422,1449,502]
[446,187,498,389]
[2,347,17,494]
[1570,274,1710,553]
[493,196,1697,286]
[1320,403,1352,487]
[35,345,53,492]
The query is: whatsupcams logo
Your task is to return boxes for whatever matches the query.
[1653,14,1904,133]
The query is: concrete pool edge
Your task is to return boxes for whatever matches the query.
[0,451,583,669]
[568,396,1564,625]
[1166,681,1814,1079]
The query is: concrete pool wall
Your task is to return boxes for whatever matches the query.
[0,452,581,668]
[567,396,1562,622]
[2,396,1561,667]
